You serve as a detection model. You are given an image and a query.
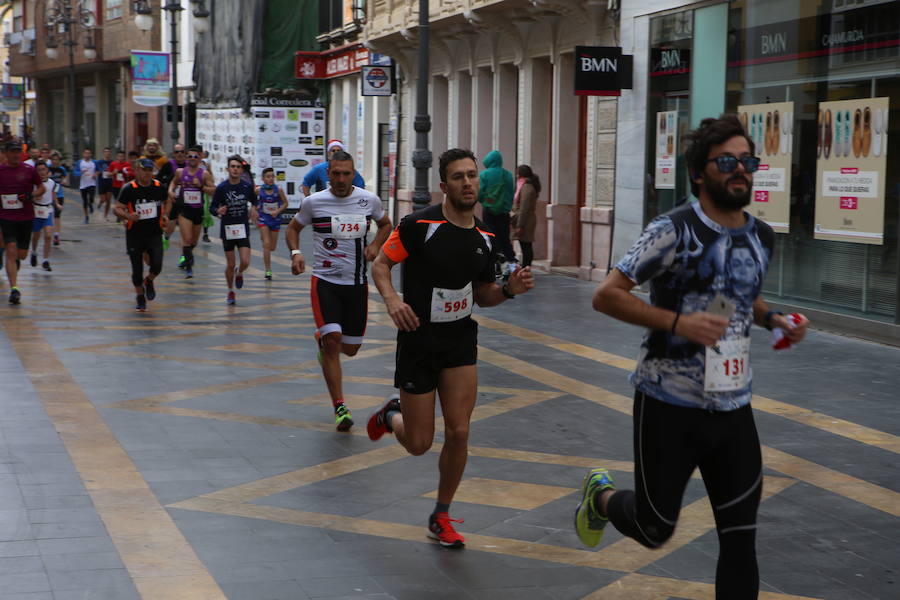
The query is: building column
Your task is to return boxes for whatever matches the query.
[429,75,448,192]
[518,57,552,262]
[448,71,471,150]
[548,52,579,266]
[471,67,492,162]
[492,63,517,165]
[579,97,617,280]
[94,71,111,151]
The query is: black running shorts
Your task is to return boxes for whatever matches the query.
[0,219,34,250]
[179,204,203,225]
[394,320,478,395]
[311,276,368,343]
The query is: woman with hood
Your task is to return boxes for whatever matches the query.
[478,150,516,266]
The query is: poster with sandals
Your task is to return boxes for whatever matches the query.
[815,97,889,245]
[737,102,793,233]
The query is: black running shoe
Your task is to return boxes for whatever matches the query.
[143,277,156,301]
[202,233,210,243]
[9,287,21,305]
[42,261,52,272]
[30,253,37,267]
[367,393,401,441]
[135,294,147,312]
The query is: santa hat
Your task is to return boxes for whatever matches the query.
[326,139,344,153]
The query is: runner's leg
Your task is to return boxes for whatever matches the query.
[4,241,17,287]
[224,249,235,288]
[259,225,272,273]
[391,390,437,456]
[435,364,478,505]
[237,245,251,275]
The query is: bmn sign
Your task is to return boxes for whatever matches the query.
[574,46,633,96]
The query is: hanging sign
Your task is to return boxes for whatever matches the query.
[654,111,678,190]
[0,83,24,112]
[130,50,170,107]
[573,46,633,96]
[737,101,794,233]
[361,65,394,96]
[814,97,889,245]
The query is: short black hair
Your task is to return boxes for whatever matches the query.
[188,145,202,154]
[684,114,754,197]
[328,150,353,166]
[227,154,244,166]
[261,167,274,176]
[439,148,477,183]
[34,160,47,168]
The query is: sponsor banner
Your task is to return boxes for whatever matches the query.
[0,83,24,112]
[737,101,794,233]
[654,111,678,190]
[130,51,170,107]
[573,46,633,96]
[295,45,370,80]
[814,97,888,245]
[196,100,327,211]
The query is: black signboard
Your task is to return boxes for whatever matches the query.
[574,46,633,96]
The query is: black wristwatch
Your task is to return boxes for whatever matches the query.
[764,310,783,331]
[501,284,515,299]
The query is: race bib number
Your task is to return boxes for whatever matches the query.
[331,214,367,239]
[704,337,751,392]
[430,283,473,323]
[115,173,125,182]
[225,224,247,240]
[263,202,279,215]
[183,190,202,206]
[102,171,111,179]
[136,202,158,220]
[1,194,22,210]
[34,204,51,219]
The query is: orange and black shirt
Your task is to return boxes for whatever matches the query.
[383,203,497,328]
[116,179,166,235]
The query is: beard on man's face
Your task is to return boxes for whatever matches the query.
[705,173,752,210]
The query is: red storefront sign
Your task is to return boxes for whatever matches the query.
[295,46,370,80]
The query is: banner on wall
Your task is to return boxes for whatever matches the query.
[195,98,326,214]
[737,101,794,233]
[0,83,24,112]
[654,110,677,189]
[814,97,889,245]
[130,51,170,107]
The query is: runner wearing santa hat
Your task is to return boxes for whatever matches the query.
[301,139,366,197]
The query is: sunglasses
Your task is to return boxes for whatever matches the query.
[173,150,185,154]
[187,154,201,159]
[707,155,760,174]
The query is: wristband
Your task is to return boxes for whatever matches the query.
[671,310,680,335]
[290,249,302,257]
[764,310,783,331]
[501,284,515,299]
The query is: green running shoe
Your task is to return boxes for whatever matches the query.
[574,468,614,548]
[334,404,353,432]
[162,235,170,251]
[178,255,187,269]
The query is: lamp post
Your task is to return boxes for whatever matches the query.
[411,0,431,211]
[43,0,97,171]
[133,0,209,149]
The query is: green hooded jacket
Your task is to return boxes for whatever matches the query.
[478,150,514,215]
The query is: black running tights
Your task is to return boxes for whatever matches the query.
[605,392,763,600]
[80,186,95,210]
[127,238,163,287]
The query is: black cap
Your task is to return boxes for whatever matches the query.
[4,141,22,152]
[137,158,155,169]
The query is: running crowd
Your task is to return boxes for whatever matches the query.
[0,117,809,599]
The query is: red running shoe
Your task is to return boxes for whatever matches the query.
[428,512,465,548]
[366,394,400,441]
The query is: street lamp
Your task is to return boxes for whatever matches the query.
[412,0,432,211]
[132,0,209,147]
[44,0,97,172]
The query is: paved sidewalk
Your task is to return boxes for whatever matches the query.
[0,206,897,599]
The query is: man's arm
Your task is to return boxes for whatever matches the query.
[593,269,728,347]
[364,214,393,261]
[473,266,535,307]
[168,168,182,200]
[372,250,419,331]
[201,171,216,195]
[285,219,305,275]
[751,296,809,344]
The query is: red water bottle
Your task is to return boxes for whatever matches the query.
[772,313,802,350]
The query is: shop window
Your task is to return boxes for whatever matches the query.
[106,0,124,21]
[726,0,900,321]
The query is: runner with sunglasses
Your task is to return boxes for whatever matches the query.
[574,115,809,599]
[168,146,216,278]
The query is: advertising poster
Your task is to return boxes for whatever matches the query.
[654,110,677,190]
[0,83,23,112]
[814,97,889,245]
[130,51,170,107]
[737,101,793,233]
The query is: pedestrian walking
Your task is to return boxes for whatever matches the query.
[478,150,516,271]
[511,164,540,268]
[368,148,534,548]
[573,114,809,599]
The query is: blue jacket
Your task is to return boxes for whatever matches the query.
[302,161,365,194]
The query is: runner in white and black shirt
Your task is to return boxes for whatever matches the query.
[286,151,392,431]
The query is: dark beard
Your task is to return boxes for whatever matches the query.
[447,193,477,212]
[706,174,752,210]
